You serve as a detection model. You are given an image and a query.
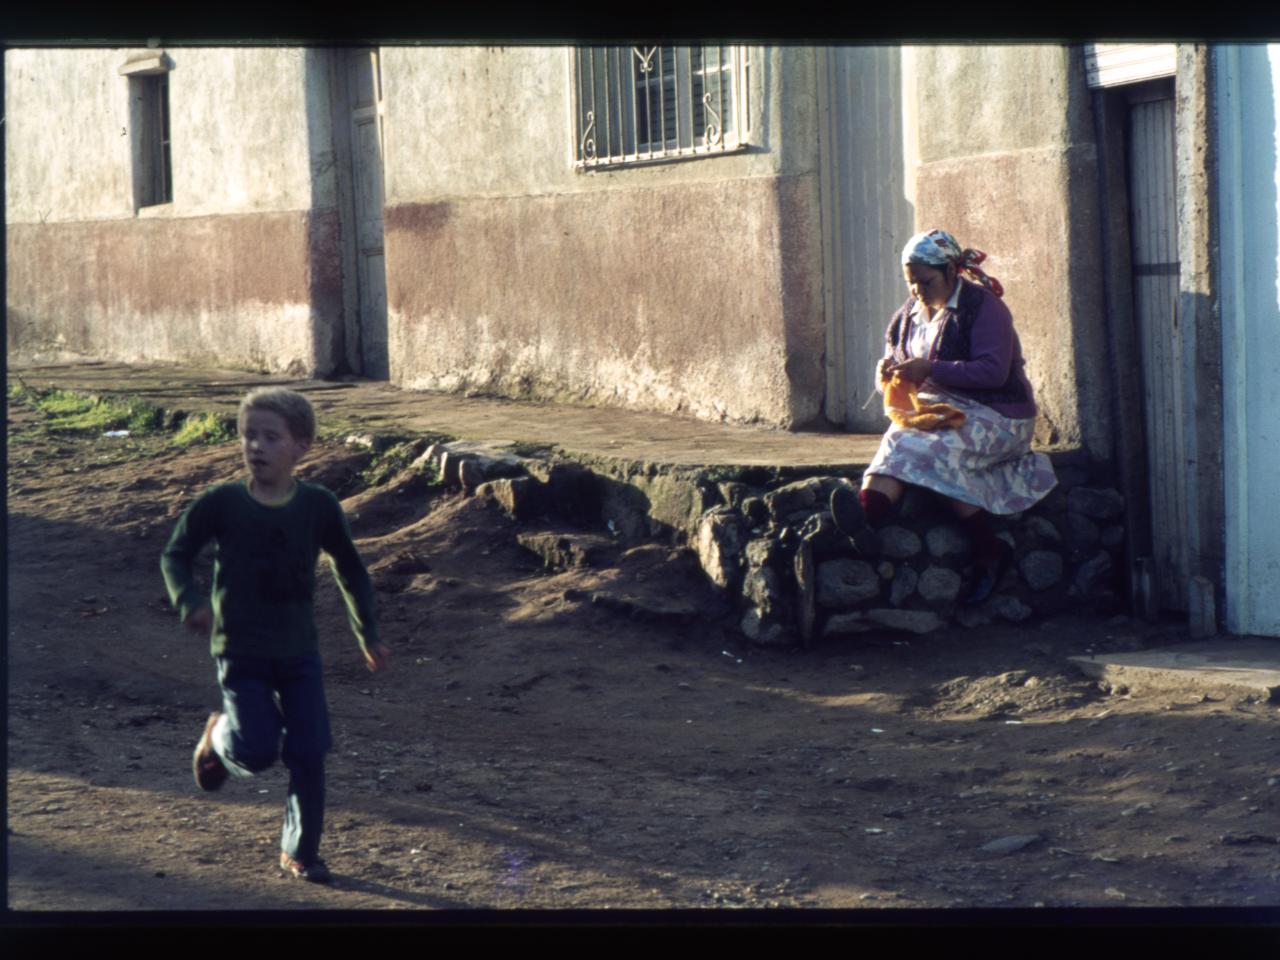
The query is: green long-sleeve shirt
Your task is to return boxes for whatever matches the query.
[161,480,379,659]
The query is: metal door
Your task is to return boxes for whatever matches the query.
[1126,82,1187,611]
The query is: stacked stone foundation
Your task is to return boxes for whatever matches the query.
[694,458,1126,647]
[397,436,1126,649]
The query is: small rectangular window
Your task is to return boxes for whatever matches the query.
[572,45,750,169]
[121,54,174,208]
[135,74,172,206]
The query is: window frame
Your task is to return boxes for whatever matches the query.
[120,53,174,209]
[570,45,751,170]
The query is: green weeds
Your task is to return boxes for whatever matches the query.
[8,385,164,436]
[171,411,237,446]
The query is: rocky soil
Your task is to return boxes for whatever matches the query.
[7,401,1280,913]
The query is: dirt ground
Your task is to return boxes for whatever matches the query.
[7,401,1280,915]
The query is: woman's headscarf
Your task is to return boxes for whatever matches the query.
[900,229,1004,298]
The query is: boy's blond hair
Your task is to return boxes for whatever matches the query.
[237,387,316,443]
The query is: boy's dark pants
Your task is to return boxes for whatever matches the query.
[214,654,333,866]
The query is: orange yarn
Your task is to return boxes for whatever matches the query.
[882,371,966,431]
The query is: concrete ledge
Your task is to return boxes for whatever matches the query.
[1070,637,1280,701]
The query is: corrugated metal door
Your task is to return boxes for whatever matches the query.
[1126,82,1188,611]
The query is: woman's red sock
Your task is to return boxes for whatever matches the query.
[858,488,894,527]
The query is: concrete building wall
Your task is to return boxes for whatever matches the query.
[380,46,828,427]
[912,45,1111,462]
[5,48,343,374]
[1216,43,1280,636]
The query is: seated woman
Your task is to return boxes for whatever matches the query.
[831,228,1057,606]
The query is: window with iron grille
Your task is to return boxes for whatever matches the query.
[572,45,750,168]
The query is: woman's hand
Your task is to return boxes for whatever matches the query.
[886,357,932,384]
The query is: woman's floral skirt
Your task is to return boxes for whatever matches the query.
[865,388,1057,515]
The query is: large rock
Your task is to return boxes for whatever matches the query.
[1019,515,1062,545]
[695,507,746,591]
[1065,512,1101,553]
[1073,550,1114,595]
[865,608,945,634]
[822,612,876,637]
[917,566,963,604]
[817,558,881,608]
[794,537,816,644]
[763,478,825,523]
[878,525,922,560]
[742,565,785,615]
[1020,550,1064,591]
[718,481,751,510]
[740,608,789,646]
[542,462,600,525]
[889,566,919,606]
[993,595,1033,622]
[516,531,616,570]
[744,536,781,570]
[1067,487,1125,521]
[476,476,539,521]
[926,525,970,559]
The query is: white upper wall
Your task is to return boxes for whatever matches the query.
[380,45,790,205]
[5,47,319,224]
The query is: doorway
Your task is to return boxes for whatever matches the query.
[330,48,389,379]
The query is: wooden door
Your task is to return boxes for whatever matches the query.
[337,49,389,379]
[817,47,915,431]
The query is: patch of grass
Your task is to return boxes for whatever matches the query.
[172,411,238,447]
[11,386,165,436]
[359,439,431,488]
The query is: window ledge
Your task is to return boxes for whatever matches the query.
[119,54,173,77]
[137,202,175,219]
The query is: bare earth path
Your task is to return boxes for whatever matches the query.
[7,405,1280,916]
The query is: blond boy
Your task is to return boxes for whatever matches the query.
[162,387,389,882]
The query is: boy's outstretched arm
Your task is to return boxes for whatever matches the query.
[321,493,388,672]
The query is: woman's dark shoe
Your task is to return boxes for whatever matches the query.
[829,486,880,557]
[961,541,1014,607]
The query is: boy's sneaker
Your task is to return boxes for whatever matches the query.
[280,851,331,884]
[829,486,880,557]
[192,712,229,792]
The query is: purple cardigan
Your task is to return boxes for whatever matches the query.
[881,279,1038,420]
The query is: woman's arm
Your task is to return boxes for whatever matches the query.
[927,294,1015,390]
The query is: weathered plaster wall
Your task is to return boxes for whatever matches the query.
[5,48,341,373]
[912,45,1110,462]
[385,176,824,424]
[380,46,827,427]
[6,211,338,374]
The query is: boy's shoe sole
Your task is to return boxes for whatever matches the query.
[829,486,881,557]
[280,852,331,884]
[192,712,229,792]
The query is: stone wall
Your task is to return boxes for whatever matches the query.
[404,434,1127,647]
[692,459,1126,646]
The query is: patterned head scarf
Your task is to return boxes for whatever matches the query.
[900,229,1004,298]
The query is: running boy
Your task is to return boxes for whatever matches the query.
[161,386,389,883]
